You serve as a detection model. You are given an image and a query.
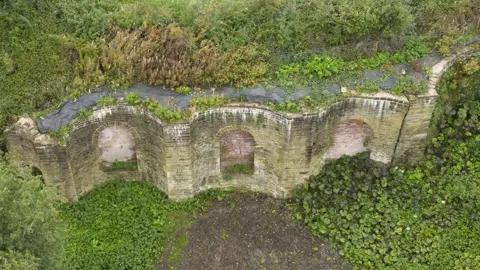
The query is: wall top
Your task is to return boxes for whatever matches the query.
[24,43,480,134]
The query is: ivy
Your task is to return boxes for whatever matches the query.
[61,180,206,270]
[292,57,480,269]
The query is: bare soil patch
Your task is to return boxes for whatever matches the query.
[157,192,351,270]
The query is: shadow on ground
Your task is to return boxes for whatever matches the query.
[157,193,351,270]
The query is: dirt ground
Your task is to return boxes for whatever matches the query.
[157,192,351,270]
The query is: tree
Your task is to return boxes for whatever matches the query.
[0,156,65,269]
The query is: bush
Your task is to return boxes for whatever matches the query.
[125,92,142,106]
[391,38,430,64]
[143,98,184,123]
[0,158,65,270]
[303,55,345,79]
[175,86,191,95]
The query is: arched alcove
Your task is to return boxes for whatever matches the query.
[220,129,255,175]
[98,125,137,169]
[31,166,43,177]
[324,119,373,160]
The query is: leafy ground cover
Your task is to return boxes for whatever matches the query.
[292,57,480,269]
[60,180,206,270]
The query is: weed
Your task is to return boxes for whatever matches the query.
[97,96,116,106]
[175,86,191,95]
[125,92,142,106]
[222,164,254,175]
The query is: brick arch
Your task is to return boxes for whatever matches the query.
[92,121,139,145]
[324,119,373,160]
[215,125,256,139]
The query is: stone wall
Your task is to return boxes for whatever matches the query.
[6,46,479,201]
[5,96,411,201]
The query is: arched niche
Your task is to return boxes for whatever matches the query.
[97,125,137,169]
[31,166,43,177]
[220,129,255,174]
[324,119,373,160]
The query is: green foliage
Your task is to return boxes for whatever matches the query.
[355,81,380,94]
[143,98,184,123]
[0,158,65,270]
[50,125,70,146]
[190,95,230,111]
[1,0,478,140]
[77,108,92,119]
[293,56,480,269]
[304,56,345,79]
[275,63,301,81]
[61,180,203,270]
[0,250,39,270]
[97,96,116,106]
[391,76,428,96]
[175,86,191,95]
[391,38,430,63]
[110,160,137,170]
[125,92,142,106]
[268,100,300,113]
[346,53,391,71]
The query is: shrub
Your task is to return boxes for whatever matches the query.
[0,158,65,270]
[304,55,345,79]
[125,92,142,106]
[391,38,430,64]
[143,98,184,123]
[276,63,301,81]
[175,86,191,95]
[270,100,299,113]
[190,95,230,111]
[50,125,70,146]
[391,76,428,96]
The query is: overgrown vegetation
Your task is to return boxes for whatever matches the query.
[0,156,65,269]
[110,160,138,170]
[1,0,479,139]
[60,180,206,270]
[222,164,254,176]
[292,57,480,269]
[97,96,116,106]
[2,1,480,269]
[190,95,230,111]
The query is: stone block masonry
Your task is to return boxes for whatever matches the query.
[5,48,478,201]
[5,97,410,201]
